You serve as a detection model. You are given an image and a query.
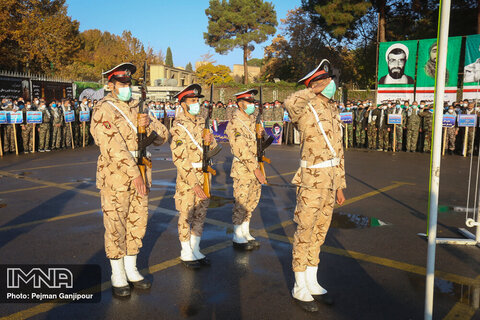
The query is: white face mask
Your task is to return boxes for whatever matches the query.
[448,109,454,113]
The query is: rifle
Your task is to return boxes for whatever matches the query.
[256,87,274,183]
[137,61,157,185]
[202,84,222,198]
[162,102,168,126]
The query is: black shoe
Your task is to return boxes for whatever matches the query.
[181,259,202,269]
[233,241,255,251]
[112,285,131,297]
[129,278,151,289]
[293,298,318,312]
[198,257,211,266]
[312,293,334,306]
[248,239,261,249]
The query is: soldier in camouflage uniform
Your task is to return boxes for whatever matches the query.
[226,89,267,252]
[284,60,346,313]
[406,101,421,152]
[420,106,434,153]
[212,102,226,121]
[38,100,51,152]
[60,101,74,148]
[273,101,284,122]
[445,106,458,155]
[91,63,168,297]
[170,84,218,269]
[262,102,274,121]
[354,104,367,148]
[21,102,34,153]
[366,104,378,150]
[343,103,354,148]
[391,103,406,151]
[79,98,91,146]
[376,104,390,151]
[51,100,63,150]
[2,101,15,153]
[464,103,477,156]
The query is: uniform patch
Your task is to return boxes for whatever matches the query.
[234,132,241,137]
[176,140,183,146]
[103,121,111,129]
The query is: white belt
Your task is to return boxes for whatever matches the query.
[129,150,152,158]
[191,162,202,168]
[300,158,340,169]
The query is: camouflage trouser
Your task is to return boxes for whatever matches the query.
[367,124,377,149]
[73,123,80,146]
[355,124,366,147]
[51,125,62,149]
[21,124,33,152]
[38,124,51,150]
[62,124,73,147]
[101,188,148,259]
[292,187,335,272]
[175,186,210,242]
[424,130,432,152]
[346,124,353,148]
[395,126,403,150]
[3,124,15,152]
[446,127,457,151]
[406,126,420,152]
[232,177,261,225]
[466,127,475,154]
[377,127,390,150]
[79,122,90,146]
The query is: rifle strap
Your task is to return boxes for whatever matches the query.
[176,123,203,153]
[106,101,137,133]
[307,102,337,157]
[238,119,255,139]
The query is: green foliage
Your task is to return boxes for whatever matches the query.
[247,58,263,67]
[185,62,193,71]
[165,47,173,67]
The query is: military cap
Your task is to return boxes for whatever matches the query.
[103,62,136,83]
[174,84,204,102]
[234,89,258,102]
[298,59,335,87]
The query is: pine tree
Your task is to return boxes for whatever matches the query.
[185,62,193,71]
[165,47,173,67]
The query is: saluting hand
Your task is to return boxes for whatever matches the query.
[138,113,150,128]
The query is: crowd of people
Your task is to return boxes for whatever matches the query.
[334,99,478,156]
[1,95,478,157]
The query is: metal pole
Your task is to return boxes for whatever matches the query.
[424,0,451,319]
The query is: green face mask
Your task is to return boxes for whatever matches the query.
[321,80,336,99]
[245,103,255,115]
[117,86,132,101]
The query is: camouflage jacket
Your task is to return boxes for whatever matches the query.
[284,88,346,190]
[225,109,258,179]
[406,107,421,129]
[91,93,168,191]
[170,109,218,191]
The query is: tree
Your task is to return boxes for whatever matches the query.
[165,47,173,67]
[185,62,193,71]
[247,58,263,67]
[204,0,277,84]
[196,63,233,85]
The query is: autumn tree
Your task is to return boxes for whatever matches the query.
[165,47,173,67]
[204,0,277,84]
[196,63,233,85]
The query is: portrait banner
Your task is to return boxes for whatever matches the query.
[377,40,418,104]
[463,34,480,101]
[416,37,461,104]
[263,121,283,145]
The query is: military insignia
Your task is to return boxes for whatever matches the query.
[176,140,183,146]
[193,88,198,95]
[125,69,131,77]
[324,64,329,72]
[103,121,111,129]
[234,132,241,137]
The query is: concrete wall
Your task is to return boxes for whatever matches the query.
[150,64,197,87]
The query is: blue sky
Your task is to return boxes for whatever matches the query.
[65,0,301,70]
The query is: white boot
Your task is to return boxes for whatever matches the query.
[110,258,128,287]
[190,235,206,260]
[305,266,327,295]
[241,220,255,241]
[180,240,197,261]
[233,224,248,243]
[124,255,144,282]
[292,271,314,302]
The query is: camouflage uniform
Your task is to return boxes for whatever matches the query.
[212,106,226,121]
[73,106,81,146]
[262,107,274,121]
[354,108,367,147]
[406,107,421,152]
[366,108,378,149]
[2,106,15,153]
[51,107,63,150]
[376,108,390,151]
[420,110,434,152]
[284,88,346,272]
[225,109,262,226]
[21,108,34,152]
[38,107,51,151]
[79,103,91,146]
[226,106,236,121]
[90,93,168,259]
[273,105,284,122]
[446,120,458,152]
[391,107,406,151]
[464,109,477,155]
[170,110,218,242]
[346,118,354,148]
[61,106,73,148]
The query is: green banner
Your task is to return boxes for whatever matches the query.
[378,40,418,86]
[463,34,480,100]
[417,37,461,87]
